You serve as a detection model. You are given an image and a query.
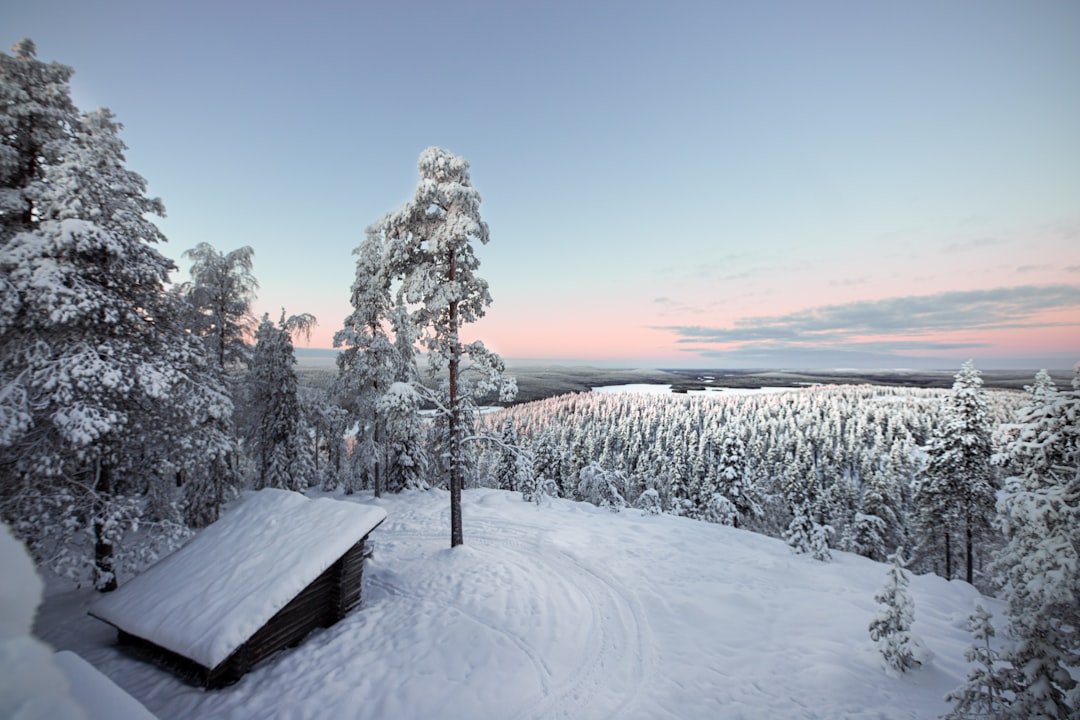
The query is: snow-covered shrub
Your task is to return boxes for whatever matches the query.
[522,473,558,506]
[637,488,662,516]
[704,493,737,526]
[577,463,627,513]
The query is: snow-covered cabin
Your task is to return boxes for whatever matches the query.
[88,489,387,687]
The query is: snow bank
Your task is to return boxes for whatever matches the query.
[0,522,86,720]
[88,489,386,670]
[54,651,156,720]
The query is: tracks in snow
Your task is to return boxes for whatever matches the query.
[367,515,656,720]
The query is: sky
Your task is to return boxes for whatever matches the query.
[5,0,1080,370]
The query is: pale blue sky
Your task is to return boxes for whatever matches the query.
[5,0,1079,368]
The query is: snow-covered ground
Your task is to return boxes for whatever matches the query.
[36,488,996,719]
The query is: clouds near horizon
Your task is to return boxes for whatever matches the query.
[659,284,1080,365]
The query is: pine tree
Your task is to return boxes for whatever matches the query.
[713,424,761,528]
[180,243,258,371]
[0,82,226,588]
[784,501,815,555]
[173,242,255,519]
[247,311,316,491]
[378,147,514,547]
[943,603,1007,720]
[378,381,428,492]
[0,39,76,242]
[913,360,995,583]
[992,366,1080,719]
[495,417,527,492]
[869,547,923,674]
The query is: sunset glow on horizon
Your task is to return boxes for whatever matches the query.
[9,0,1079,369]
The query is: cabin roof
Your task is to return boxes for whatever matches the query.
[89,489,386,670]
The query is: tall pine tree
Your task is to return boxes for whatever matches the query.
[913,360,995,583]
[378,147,514,547]
[248,311,316,492]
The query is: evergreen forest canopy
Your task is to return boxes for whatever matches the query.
[2,40,1079,719]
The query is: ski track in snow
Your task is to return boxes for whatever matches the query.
[470,527,655,720]
[370,511,656,720]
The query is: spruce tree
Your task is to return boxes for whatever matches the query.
[869,547,923,674]
[248,311,316,491]
[0,39,76,242]
[913,360,995,583]
[943,603,1007,720]
[993,366,1080,719]
[0,59,229,587]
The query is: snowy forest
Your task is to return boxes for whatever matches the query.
[3,39,1080,719]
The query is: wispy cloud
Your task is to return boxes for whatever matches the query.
[829,277,868,287]
[943,237,1004,253]
[657,285,1080,354]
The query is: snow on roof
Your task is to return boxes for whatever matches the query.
[89,489,386,670]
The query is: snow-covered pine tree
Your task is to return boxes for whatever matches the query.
[0,90,227,588]
[179,243,258,372]
[334,227,398,496]
[809,520,834,562]
[378,147,514,547]
[172,242,256,519]
[913,360,995,583]
[992,366,1080,719]
[0,39,76,242]
[529,430,565,497]
[849,511,889,562]
[378,381,428,492]
[495,417,531,492]
[784,501,814,555]
[713,424,761,528]
[850,462,903,562]
[155,288,238,529]
[247,311,316,491]
[315,402,351,491]
[869,547,923,674]
[943,603,1007,720]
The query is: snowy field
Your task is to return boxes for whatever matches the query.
[36,488,996,720]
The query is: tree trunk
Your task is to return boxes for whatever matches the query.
[944,529,952,581]
[373,399,382,499]
[93,458,118,592]
[448,252,463,548]
[972,518,980,587]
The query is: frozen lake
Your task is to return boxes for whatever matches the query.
[591,383,801,396]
